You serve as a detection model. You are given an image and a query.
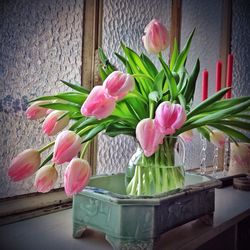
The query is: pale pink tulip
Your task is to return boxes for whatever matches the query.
[52,131,82,164]
[136,118,164,157]
[142,19,169,54]
[8,149,41,181]
[155,102,186,135]
[42,111,69,136]
[103,71,135,100]
[210,130,226,148]
[231,143,250,167]
[64,158,91,196]
[34,165,58,193]
[25,101,49,120]
[81,86,116,120]
[180,130,193,142]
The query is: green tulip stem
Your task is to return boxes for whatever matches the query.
[77,125,95,137]
[38,141,55,153]
[80,140,92,159]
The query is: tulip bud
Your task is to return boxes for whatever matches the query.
[210,130,226,148]
[155,102,186,135]
[34,165,58,193]
[81,86,116,120]
[52,131,82,164]
[8,149,41,181]
[142,19,169,54]
[231,143,250,167]
[136,118,164,157]
[25,101,49,120]
[180,130,193,142]
[103,71,135,100]
[64,158,91,196]
[42,111,69,136]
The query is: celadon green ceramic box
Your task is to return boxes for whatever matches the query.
[72,173,221,249]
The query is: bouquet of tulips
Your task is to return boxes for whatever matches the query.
[7,19,250,196]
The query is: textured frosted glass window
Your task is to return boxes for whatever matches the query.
[180,0,223,169]
[0,0,83,198]
[97,0,171,174]
[231,0,250,137]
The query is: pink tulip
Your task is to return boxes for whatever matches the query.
[155,102,186,135]
[142,19,169,54]
[42,111,69,136]
[103,71,135,100]
[8,149,41,181]
[180,130,193,142]
[210,130,226,148]
[52,131,82,164]
[136,118,164,157]
[25,101,49,120]
[81,86,116,120]
[231,143,250,166]
[34,165,58,193]
[64,158,91,196]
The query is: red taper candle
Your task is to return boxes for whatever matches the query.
[226,54,233,98]
[216,61,222,92]
[202,69,208,101]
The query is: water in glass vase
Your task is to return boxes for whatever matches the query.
[125,137,185,196]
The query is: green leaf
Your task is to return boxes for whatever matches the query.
[39,153,53,168]
[106,123,135,137]
[197,127,211,141]
[125,101,143,121]
[55,93,86,105]
[82,124,107,143]
[210,124,250,143]
[30,92,86,105]
[106,129,134,137]
[75,117,101,132]
[187,87,230,118]
[159,57,178,100]
[99,65,108,81]
[140,53,158,78]
[213,120,250,131]
[154,70,165,98]
[173,28,195,72]
[98,47,108,65]
[206,96,250,112]
[40,103,81,113]
[115,52,128,66]
[170,39,179,70]
[122,45,151,77]
[149,91,160,102]
[183,58,200,103]
[69,117,86,130]
[178,93,186,108]
[192,99,250,124]
[60,80,89,94]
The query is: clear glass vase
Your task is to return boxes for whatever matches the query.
[125,136,185,196]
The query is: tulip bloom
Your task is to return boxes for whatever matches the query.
[180,130,193,142]
[155,102,186,135]
[210,130,226,148]
[64,158,91,196]
[25,101,49,120]
[142,19,169,54]
[136,118,164,157]
[52,131,82,164]
[34,165,58,193]
[8,149,41,181]
[81,86,116,120]
[42,111,69,136]
[103,71,135,100]
[231,143,250,167]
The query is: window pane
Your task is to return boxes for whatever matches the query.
[0,0,84,198]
